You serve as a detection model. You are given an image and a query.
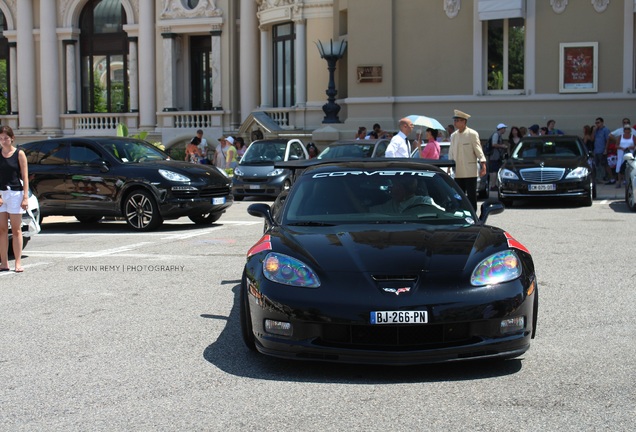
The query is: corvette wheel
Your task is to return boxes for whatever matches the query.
[189,212,222,225]
[124,190,162,231]
[627,181,636,212]
[240,271,257,351]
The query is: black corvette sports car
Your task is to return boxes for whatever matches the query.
[241,159,538,365]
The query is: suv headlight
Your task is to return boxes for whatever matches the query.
[159,169,190,182]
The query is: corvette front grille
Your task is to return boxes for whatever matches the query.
[372,274,418,281]
[317,322,476,350]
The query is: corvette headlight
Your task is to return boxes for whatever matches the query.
[262,252,320,288]
[498,169,518,182]
[159,169,190,182]
[268,168,285,177]
[565,167,589,179]
[471,250,521,286]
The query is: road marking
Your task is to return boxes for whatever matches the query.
[161,225,225,240]
[0,261,49,275]
[83,242,155,257]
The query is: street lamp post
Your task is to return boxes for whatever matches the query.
[315,39,347,124]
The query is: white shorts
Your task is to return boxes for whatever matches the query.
[0,189,25,214]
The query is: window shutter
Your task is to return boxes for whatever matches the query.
[478,0,525,21]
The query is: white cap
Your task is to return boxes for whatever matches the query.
[226,136,235,144]
[497,123,507,130]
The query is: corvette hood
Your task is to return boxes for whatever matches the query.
[273,224,508,275]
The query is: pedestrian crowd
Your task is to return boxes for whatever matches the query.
[377,111,636,200]
[184,129,249,171]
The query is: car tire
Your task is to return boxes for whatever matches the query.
[478,178,489,199]
[282,179,292,192]
[123,190,163,232]
[75,215,103,224]
[498,194,513,207]
[581,182,593,207]
[626,180,636,212]
[239,270,257,351]
[8,237,29,258]
[531,288,539,339]
[188,212,222,225]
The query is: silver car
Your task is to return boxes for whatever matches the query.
[7,189,40,257]
[623,152,636,211]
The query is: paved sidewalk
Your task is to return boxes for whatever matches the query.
[596,181,626,200]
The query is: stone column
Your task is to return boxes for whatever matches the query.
[64,40,77,113]
[138,0,156,129]
[9,42,17,114]
[239,0,259,121]
[40,0,61,133]
[211,30,222,109]
[161,33,177,111]
[294,19,306,108]
[16,0,37,131]
[128,37,139,112]
[259,28,271,108]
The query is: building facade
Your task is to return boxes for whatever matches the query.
[0,0,634,149]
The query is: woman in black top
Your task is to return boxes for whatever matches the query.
[0,125,29,272]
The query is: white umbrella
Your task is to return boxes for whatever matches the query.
[406,114,445,131]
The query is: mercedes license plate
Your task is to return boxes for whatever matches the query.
[249,185,261,190]
[529,184,556,191]
[370,310,428,324]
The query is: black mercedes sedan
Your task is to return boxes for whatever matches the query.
[240,159,538,365]
[21,137,233,231]
[497,135,596,207]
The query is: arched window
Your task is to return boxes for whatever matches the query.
[0,14,10,114]
[80,0,129,113]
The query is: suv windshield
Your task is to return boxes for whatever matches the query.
[102,139,168,163]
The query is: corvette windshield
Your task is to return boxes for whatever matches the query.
[284,169,475,225]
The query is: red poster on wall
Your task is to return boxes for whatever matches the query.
[560,43,598,93]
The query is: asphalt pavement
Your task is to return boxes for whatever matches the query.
[595,180,627,200]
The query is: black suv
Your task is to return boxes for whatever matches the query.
[21,137,233,231]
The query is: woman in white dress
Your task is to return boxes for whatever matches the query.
[615,125,636,187]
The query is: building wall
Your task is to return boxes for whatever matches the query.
[0,0,634,147]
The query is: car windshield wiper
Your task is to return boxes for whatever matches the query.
[287,221,336,227]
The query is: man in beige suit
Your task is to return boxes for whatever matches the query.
[448,109,487,210]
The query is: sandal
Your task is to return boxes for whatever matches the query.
[14,267,24,273]
[0,267,10,272]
